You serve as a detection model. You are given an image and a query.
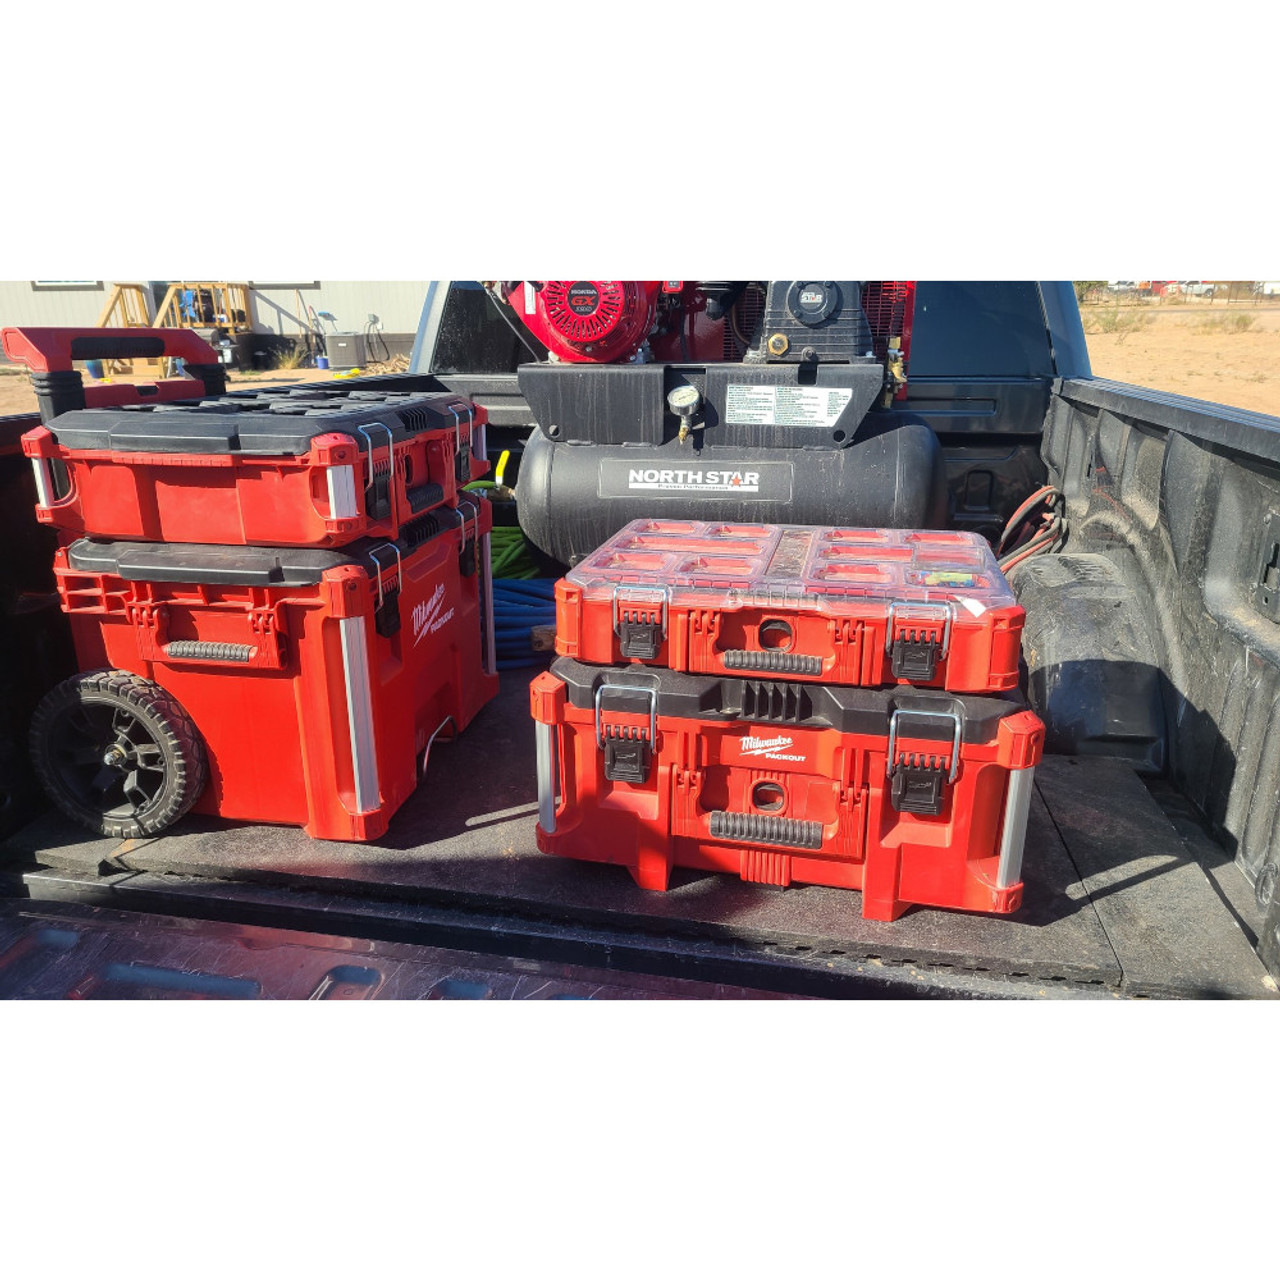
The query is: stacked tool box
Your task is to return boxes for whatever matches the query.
[14,339,498,843]
[531,522,1044,920]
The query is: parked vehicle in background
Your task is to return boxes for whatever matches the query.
[1181,281,1216,296]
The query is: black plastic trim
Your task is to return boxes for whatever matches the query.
[65,514,455,587]
[45,389,478,457]
[551,656,1023,742]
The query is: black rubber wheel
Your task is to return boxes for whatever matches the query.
[30,669,208,839]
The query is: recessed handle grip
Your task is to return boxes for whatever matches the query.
[709,810,823,850]
[722,649,823,676]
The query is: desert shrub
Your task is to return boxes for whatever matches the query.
[273,342,308,370]
[1083,310,1155,342]
[1193,314,1256,334]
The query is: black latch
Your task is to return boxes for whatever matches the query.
[890,754,947,815]
[374,586,401,637]
[455,497,479,577]
[450,404,473,485]
[595,683,657,784]
[366,468,392,521]
[885,706,961,817]
[612,588,668,661]
[886,603,953,682]
[368,543,403,639]
[603,727,652,783]
[459,536,477,577]
[891,629,941,681]
[358,422,395,521]
[618,610,662,659]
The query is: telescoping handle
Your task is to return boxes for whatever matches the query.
[1,326,222,372]
[0,326,227,421]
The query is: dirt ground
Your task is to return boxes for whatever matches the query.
[1077,297,1280,415]
[4,299,1280,417]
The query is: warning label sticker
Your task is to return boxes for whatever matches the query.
[725,384,853,428]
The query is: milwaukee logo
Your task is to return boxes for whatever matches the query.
[627,468,761,493]
[412,584,454,646]
[738,733,806,763]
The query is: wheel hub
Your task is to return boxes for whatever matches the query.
[49,699,172,822]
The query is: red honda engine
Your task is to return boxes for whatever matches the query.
[501,281,665,363]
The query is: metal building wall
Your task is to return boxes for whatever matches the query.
[246,282,433,337]
[0,281,433,342]
[0,281,112,329]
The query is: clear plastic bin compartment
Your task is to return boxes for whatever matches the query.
[903,531,976,547]
[816,544,913,563]
[702,523,775,539]
[822,529,894,545]
[912,547,988,569]
[676,556,763,576]
[616,535,769,556]
[593,552,672,573]
[809,562,896,584]
[905,569,993,590]
[571,521,1017,610]
[626,519,702,535]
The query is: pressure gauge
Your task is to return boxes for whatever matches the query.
[667,384,702,442]
[667,385,701,417]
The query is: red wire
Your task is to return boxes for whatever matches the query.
[999,485,1059,552]
[1000,523,1063,572]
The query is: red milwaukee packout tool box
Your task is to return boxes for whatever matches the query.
[531,657,1043,920]
[555,520,1025,692]
[45,498,498,841]
[21,387,487,548]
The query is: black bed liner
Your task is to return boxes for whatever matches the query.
[1,675,1273,1000]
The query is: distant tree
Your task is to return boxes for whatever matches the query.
[1074,281,1107,304]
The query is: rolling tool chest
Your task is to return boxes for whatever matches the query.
[42,500,497,842]
[21,387,487,548]
[13,327,500,845]
[554,521,1025,692]
[536,520,1043,920]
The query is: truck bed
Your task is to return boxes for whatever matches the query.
[2,674,1273,1000]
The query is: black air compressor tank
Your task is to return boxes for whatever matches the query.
[517,416,948,566]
